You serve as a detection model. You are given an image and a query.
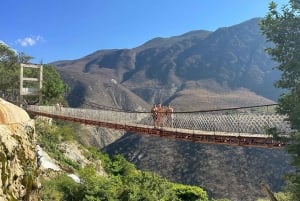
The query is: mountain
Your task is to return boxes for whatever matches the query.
[52,17,281,111]
[51,17,291,201]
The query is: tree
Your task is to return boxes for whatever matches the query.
[42,64,69,105]
[0,43,19,95]
[260,0,300,199]
[0,42,68,104]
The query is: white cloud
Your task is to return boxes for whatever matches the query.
[15,35,44,47]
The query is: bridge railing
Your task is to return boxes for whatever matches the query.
[26,104,291,137]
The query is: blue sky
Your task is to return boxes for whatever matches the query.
[1,0,288,64]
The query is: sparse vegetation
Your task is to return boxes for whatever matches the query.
[37,119,213,201]
[36,119,81,171]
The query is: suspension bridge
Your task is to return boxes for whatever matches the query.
[25,103,292,149]
[5,63,291,148]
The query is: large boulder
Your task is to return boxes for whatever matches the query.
[0,98,39,201]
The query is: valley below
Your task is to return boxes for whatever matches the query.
[100,132,293,200]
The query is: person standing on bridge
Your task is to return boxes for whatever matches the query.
[59,102,63,112]
[165,104,174,127]
[156,103,164,127]
[151,104,158,127]
[55,102,60,111]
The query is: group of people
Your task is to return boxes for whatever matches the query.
[55,102,63,112]
[151,103,174,128]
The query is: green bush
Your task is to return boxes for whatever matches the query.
[40,174,80,201]
[171,183,209,201]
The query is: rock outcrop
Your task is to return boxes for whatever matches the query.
[0,98,39,200]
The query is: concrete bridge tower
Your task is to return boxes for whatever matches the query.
[19,63,43,105]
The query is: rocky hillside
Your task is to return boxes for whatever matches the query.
[0,98,39,200]
[103,133,293,201]
[52,17,281,111]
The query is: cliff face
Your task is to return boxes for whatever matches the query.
[0,98,39,200]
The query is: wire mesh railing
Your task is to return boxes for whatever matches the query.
[26,104,292,137]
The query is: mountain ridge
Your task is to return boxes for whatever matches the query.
[52,17,280,111]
